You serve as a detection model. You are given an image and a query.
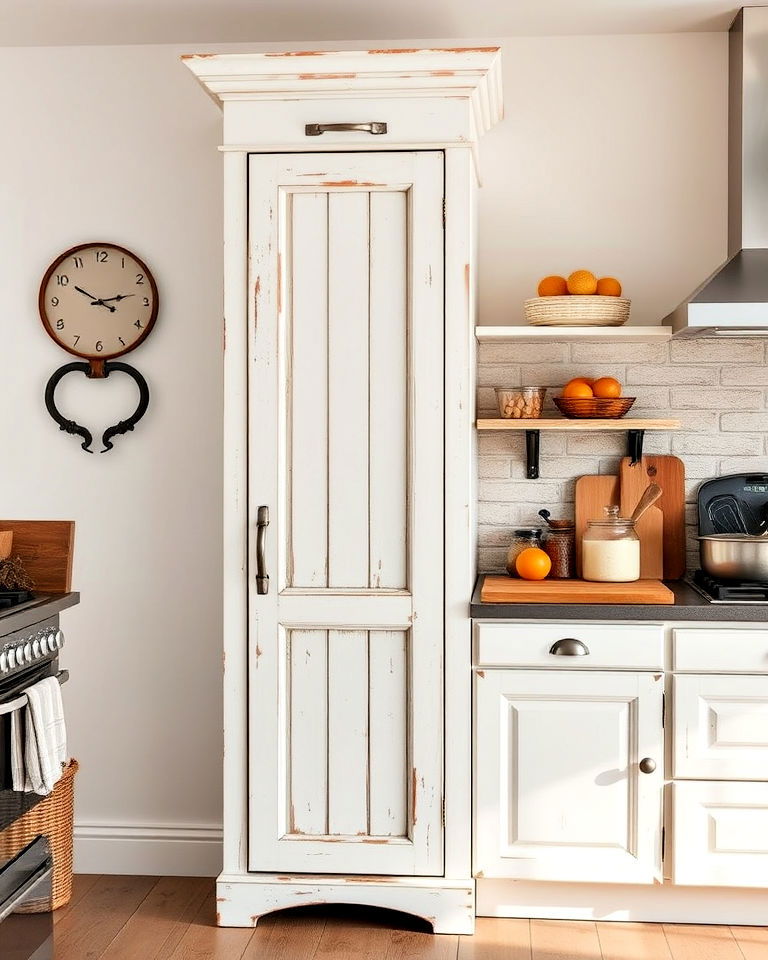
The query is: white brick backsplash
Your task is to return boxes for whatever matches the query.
[670,339,764,363]
[570,343,668,364]
[672,433,763,456]
[670,387,764,409]
[478,342,569,365]
[626,365,717,385]
[477,342,768,569]
[720,365,768,385]
[720,412,767,432]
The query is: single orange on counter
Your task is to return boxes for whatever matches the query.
[561,380,594,399]
[516,547,552,581]
[567,270,598,295]
[596,276,622,297]
[593,376,622,398]
[537,275,568,297]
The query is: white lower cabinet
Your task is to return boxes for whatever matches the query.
[673,781,768,887]
[474,669,664,884]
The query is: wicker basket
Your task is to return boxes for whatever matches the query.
[524,296,630,327]
[554,397,636,419]
[0,759,78,912]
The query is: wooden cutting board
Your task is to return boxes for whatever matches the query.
[618,458,664,579]
[481,575,675,605]
[575,475,620,577]
[620,455,686,579]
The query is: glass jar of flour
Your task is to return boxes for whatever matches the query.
[582,506,640,582]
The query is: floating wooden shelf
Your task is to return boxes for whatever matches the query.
[476,325,673,343]
[476,418,681,479]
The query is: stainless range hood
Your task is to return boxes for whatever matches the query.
[668,8,768,337]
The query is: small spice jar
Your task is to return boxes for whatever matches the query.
[506,528,543,577]
[542,521,576,579]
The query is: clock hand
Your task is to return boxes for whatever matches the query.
[93,294,136,304]
[75,285,115,312]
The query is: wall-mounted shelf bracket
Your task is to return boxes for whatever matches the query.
[525,430,541,479]
[627,429,645,465]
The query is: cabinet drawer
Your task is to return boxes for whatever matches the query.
[673,629,768,673]
[673,781,768,887]
[474,622,664,670]
[673,674,768,779]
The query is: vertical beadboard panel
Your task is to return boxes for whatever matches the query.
[369,191,408,590]
[327,629,369,835]
[288,629,328,835]
[327,192,370,588]
[289,193,329,588]
[368,630,408,837]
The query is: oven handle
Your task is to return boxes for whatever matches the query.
[0,669,68,718]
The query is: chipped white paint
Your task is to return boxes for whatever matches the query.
[189,46,502,933]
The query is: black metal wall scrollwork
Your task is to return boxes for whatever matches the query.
[44,361,150,454]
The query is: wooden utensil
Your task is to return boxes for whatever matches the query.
[575,475,619,576]
[0,532,12,561]
[480,575,674,605]
[631,483,662,523]
[620,455,686,579]
[619,460,664,579]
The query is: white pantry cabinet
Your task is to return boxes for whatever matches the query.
[474,668,664,884]
[184,48,503,934]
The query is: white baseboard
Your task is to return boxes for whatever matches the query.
[74,822,223,877]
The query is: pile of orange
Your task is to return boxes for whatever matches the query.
[537,270,622,298]
[560,376,622,399]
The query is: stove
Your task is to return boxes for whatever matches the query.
[691,569,768,604]
[0,593,34,612]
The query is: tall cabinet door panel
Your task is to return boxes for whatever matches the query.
[474,670,664,884]
[247,153,444,876]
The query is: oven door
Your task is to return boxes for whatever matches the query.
[0,837,53,960]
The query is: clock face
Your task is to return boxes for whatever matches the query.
[39,243,158,361]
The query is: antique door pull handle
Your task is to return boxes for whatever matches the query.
[305,122,387,136]
[256,506,270,595]
[549,637,590,656]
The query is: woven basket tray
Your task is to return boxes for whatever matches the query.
[524,296,630,327]
[0,759,78,912]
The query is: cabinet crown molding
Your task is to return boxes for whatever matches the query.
[182,47,503,140]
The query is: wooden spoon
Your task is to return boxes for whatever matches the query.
[631,483,662,525]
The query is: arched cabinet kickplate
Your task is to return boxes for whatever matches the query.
[45,359,150,454]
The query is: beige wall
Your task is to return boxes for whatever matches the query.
[0,32,727,872]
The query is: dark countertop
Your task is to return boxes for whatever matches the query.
[471,576,768,622]
[0,592,79,635]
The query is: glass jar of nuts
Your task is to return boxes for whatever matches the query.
[495,386,547,419]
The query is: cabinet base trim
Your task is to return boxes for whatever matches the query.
[477,879,768,926]
[217,873,475,934]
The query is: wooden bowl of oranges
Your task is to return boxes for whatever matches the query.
[525,271,630,327]
[554,377,635,418]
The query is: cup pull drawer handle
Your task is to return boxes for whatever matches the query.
[256,506,269,596]
[549,637,590,656]
[305,122,387,136]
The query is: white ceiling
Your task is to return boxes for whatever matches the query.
[0,0,754,46]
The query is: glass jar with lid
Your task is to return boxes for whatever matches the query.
[505,528,543,577]
[582,506,640,582]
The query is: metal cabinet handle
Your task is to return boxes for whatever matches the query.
[256,506,269,595]
[305,121,387,136]
[639,757,657,774]
[549,637,590,656]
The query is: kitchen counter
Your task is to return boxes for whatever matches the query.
[471,576,768,621]
[0,592,79,634]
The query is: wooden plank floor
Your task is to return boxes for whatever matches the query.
[53,876,768,960]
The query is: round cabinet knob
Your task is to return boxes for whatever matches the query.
[639,757,657,774]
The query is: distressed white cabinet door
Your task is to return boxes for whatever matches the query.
[248,152,444,876]
[673,781,768,887]
[674,674,768,779]
[474,670,664,884]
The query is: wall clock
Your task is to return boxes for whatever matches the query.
[39,243,158,453]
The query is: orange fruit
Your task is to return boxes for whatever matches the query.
[561,380,594,399]
[537,275,568,297]
[592,376,622,398]
[516,547,552,581]
[596,276,622,297]
[567,270,598,295]
[564,376,595,389]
